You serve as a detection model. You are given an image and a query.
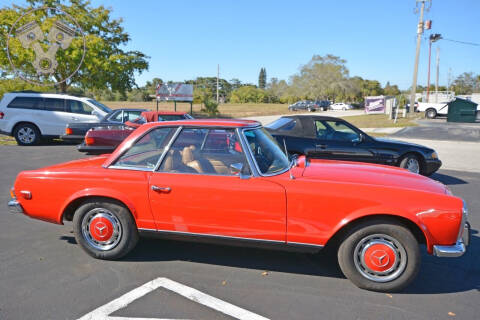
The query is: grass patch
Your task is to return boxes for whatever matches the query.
[340,113,420,128]
[0,135,16,145]
[101,101,289,118]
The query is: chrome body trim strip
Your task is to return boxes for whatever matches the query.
[8,199,24,214]
[138,228,284,243]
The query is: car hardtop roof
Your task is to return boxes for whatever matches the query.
[282,115,343,121]
[141,118,261,129]
[3,92,93,100]
[114,108,147,112]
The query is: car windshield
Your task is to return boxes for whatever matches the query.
[243,128,290,175]
[87,99,112,113]
[265,117,293,130]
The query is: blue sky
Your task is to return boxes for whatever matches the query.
[8,0,480,90]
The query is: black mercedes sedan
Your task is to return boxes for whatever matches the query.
[266,115,442,175]
[60,108,146,142]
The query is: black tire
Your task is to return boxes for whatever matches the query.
[73,198,139,260]
[337,219,420,292]
[13,123,41,146]
[425,108,437,119]
[399,153,423,174]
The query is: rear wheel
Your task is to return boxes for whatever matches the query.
[425,108,437,119]
[399,154,422,174]
[13,123,41,146]
[73,199,139,260]
[337,220,420,292]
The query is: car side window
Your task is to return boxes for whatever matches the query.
[126,111,142,122]
[114,127,175,170]
[44,98,65,112]
[323,120,359,142]
[66,100,93,114]
[315,121,329,139]
[7,97,43,110]
[158,128,249,176]
[280,119,296,131]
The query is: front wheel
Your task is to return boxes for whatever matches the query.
[73,199,139,260]
[399,154,422,174]
[337,220,420,292]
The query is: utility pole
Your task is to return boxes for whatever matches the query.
[409,0,430,114]
[435,47,440,103]
[216,64,219,103]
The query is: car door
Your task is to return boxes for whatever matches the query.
[42,98,71,135]
[65,99,100,123]
[148,127,286,242]
[313,120,375,163]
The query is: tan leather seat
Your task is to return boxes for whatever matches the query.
[161,149,197,173]
[182,146,203,173]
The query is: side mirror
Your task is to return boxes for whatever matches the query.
[230,163,243,175]
[352,133,364,144]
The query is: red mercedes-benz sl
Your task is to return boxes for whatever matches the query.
[8,119,470,291]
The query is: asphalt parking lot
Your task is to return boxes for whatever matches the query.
[0,144,479,320]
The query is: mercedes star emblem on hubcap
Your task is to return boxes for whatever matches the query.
[370,249,389,268]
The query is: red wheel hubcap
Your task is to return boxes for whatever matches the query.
[89,217,114,242]
[363,243,396,272]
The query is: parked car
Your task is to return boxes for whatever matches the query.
[9,119,469,292]
[77,111,193,154]
[330,102,354,111]
[313,100,331,111]
[61,108,146,142]
[288,100,316,112]
[0,92,112,145]
[265,115,442,175]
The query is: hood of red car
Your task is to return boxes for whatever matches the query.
[301,159,446,194]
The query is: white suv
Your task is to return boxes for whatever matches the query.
[0,92,111,145]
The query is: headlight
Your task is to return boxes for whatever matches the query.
[430,151,438,159]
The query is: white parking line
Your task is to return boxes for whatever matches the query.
[77,277,269,320]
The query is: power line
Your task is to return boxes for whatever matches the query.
[441,38,480,46]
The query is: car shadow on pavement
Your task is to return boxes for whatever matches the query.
[125,237,345,279]
[402,231,479,294]
[430,172,468,185]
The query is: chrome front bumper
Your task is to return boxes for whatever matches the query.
[8,199,24,214]
[433,222,470,258]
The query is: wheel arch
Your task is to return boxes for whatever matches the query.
[324,214,428,251]
[12,121,42,136]
[60,191,138,223]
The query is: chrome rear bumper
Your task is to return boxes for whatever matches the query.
[433,222,470,257]
[8,199,24,214]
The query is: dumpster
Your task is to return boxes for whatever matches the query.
[447,98,478,123]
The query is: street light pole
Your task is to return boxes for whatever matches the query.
[409,0,430,114]
[426,33,441,102]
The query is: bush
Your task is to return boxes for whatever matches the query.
[201,97,219,116]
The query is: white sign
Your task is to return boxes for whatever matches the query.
[156,83,194,102]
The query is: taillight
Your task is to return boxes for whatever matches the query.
[0,112,4,119]
[65,127,73,135]
[85,137,95,145]
[10,187,15,199]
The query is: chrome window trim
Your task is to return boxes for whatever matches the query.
[240,127,291,178]
[108,165,154,172]
[236,127,259,177]
[106,126,179,170]
[153,126,183,171]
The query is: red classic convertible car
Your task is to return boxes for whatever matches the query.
[77,111,193,154]
[8,119,470,292]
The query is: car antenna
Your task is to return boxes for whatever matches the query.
[283,138,295,180]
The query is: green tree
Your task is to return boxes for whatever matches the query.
[0,0,149,94]
[258,67,266,89]
[451,72,478,95]
[384,81,401,96]
[230,86,267,103]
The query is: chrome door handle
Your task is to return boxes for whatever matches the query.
[151,185,171,192]
[316,144,327,149]
[72,117,79,121]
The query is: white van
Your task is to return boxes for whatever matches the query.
[0,92,111,145]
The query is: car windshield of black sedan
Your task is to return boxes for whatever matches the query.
[244,128,290,175]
